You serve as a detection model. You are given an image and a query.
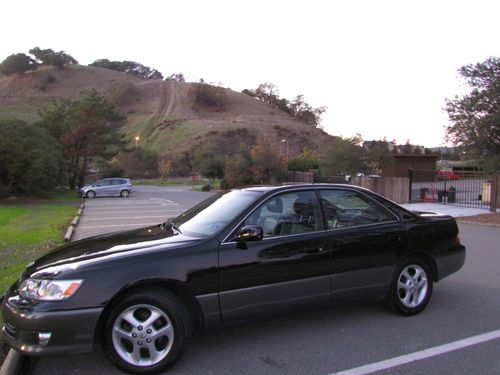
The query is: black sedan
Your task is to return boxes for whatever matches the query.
[1,184,465,374]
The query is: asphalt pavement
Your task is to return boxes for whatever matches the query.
[73,185,214,240]
[27,189,500,375]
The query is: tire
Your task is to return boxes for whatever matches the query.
[103,288,191,374]
[121,190,130,198]
[86,190,96,199]
[388,257,433,315]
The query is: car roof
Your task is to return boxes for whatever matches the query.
[242,183,368,193]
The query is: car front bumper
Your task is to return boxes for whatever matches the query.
[1,297,103,356]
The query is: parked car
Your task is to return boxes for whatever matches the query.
[437,170,460,180]
[79,178,133,198]
[1,184,465,374]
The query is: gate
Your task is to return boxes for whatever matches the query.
[409,169,491,209]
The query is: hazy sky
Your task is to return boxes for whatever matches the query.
[1,0,498,147]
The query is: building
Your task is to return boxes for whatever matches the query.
[381,154,438,177]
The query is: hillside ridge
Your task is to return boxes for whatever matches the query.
[0,65,332,157]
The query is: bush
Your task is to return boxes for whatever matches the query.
[109,83,141,106]
[190,83,228,109]
[201,183,211,191]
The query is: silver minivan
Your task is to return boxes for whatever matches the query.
[79,178,133,198]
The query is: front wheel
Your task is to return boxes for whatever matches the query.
[86,190,96,199]
[388,258,433,315]
[103,289,191,374]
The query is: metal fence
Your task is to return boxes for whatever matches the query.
[409,169,492,209]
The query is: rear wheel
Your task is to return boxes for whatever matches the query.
[388,258,433,315]
[120,190,130,198]
[86,190,96,199]
[103,289,191,374]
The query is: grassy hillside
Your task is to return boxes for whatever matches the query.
[0,65,332,158]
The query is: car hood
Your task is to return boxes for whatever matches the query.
[25,224,202,277]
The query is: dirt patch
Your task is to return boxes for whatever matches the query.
[457,213,500,227]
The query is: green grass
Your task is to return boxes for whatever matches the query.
[0,204,77,295]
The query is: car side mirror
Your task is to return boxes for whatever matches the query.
[235,225,263,242]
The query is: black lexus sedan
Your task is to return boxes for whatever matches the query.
[1,184,465,374]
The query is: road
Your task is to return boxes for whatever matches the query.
[31,188,500,374]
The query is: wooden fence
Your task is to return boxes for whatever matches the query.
[351,176,410,204]
[286,171,314,183]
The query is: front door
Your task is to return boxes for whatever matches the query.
[218,190,333,323]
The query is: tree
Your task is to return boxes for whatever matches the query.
[288,146,319,171]
[250,139,286,184]
[29,47,78,67]
[445,57,500,171]
[158,159,172,180]
[118,148,159,178]
[322,136,368,175]
[224,144,254,187]
[0,120,63,196]
[242,83,326,126]
[90,59,163,80]
[0,53,38,75]
[193,137,226,185]
[165,73,185,82]
[39,89,126,189]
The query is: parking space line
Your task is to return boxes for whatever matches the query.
[331,329,500,375]
[82,216,172,221]
[82,210,183,214]
[79,223,161,229]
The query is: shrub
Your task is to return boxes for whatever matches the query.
[190,83,227,109]
[109,83,141,106]
[201,183,211,191]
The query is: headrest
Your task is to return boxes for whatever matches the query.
[294,198,314,217]
[266,197,283,213]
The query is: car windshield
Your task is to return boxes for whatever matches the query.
[171,190,261,237]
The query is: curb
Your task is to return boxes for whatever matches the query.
[0,349,23,375]
[64,202,85,242]
[457,220,500,228]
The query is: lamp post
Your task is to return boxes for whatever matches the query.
[282,139,289,162]
[134,136,140,149]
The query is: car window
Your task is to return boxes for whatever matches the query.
[96,180,111,186]
[319,190,395,229]
[175,191,259,237]
[112,179,124,185]
[243,190,321,238]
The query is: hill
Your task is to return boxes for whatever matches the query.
[0,65,332,158]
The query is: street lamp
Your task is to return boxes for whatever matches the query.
[134,136,140,149]
[282,139,289,162]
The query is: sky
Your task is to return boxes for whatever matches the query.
[1,0,499,147]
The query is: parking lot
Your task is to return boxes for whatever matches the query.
[73,185,214,240]
[27,189,500,374]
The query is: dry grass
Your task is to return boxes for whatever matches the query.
[0,65,332,158]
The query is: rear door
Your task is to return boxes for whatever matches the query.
[218,189,333,323]
[318,189,407,302]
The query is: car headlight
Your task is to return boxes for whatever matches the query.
[19,279,84,301]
